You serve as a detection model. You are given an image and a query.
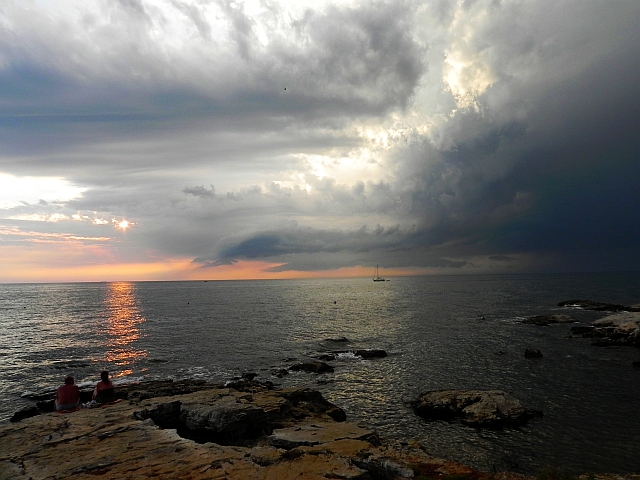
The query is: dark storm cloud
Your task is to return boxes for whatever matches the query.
[193,222,467,271]
[2,0,640,277]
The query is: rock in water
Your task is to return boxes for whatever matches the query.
[412,389,541,429]
[590,312,640,346]
[524,349,543,358]
[289,360,335,374]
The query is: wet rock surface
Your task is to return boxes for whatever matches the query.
[0,380,525,480]
[413,389,542,429]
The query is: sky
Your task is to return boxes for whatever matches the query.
[1,0,639,282]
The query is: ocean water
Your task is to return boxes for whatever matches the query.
[1,273,639,474]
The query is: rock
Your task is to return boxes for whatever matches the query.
[180,399,268,436]
[9,405,40,423]
[280,387,346,422]
[268,422,379,449]
[558,300,638,312]
[352,455,415,479]
[317,353,337,361]
[355,349,388,359]
[270,368,289,378]
[0,381,501,480]
[570,325,596,335]
[289,360,335,374]
[412,389,541,428]
[569,312,640,346]
[524,349,543,358]
[523,314,576,326]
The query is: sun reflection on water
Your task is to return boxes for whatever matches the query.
[102,282,147,368]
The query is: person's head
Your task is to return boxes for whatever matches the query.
[64,375,74,385]
[100,371,110,383]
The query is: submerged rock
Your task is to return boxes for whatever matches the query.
[412,389,541,429]
[354,349,388,359]
[524,349,543,358]
[570,325,596,335]
[289,360,335,374]
[326,349,388,359]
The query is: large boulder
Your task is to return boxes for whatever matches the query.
[180,399,268,435]
[412,389,541,429]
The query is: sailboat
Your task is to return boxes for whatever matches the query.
[373,265,386,282]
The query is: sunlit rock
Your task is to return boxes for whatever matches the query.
[413,389,541,429]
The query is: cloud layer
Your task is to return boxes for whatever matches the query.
[1,0,639,281]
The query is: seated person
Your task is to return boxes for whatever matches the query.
[93,370,116,403]
[55,375,80,411]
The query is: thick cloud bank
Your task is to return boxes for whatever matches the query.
[1,0,639,280]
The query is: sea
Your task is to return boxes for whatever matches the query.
[1,272,639,474]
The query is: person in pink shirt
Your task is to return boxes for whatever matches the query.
[55,375,80,411]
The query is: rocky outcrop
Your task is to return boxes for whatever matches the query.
[522,314,576,326]
[413,390,541,429]
[0,381,513,480]
[571,312,640,347]
[558,300,640,312]
[11,379,223,423]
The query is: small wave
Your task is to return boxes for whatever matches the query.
[335,352,359,360]
[322,336,350,343]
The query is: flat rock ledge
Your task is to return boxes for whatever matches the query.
[412,390,542,429]
[0,381,518,480]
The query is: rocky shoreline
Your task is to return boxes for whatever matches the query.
[2,298,639,479]
[1,379,537,480]
[2,378,637,480]
[524,299,640,350]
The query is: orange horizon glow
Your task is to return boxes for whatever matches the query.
[0,256,433,284]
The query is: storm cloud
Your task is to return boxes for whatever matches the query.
[1,0,639,281]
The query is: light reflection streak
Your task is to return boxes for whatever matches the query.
[102,282,147,367]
